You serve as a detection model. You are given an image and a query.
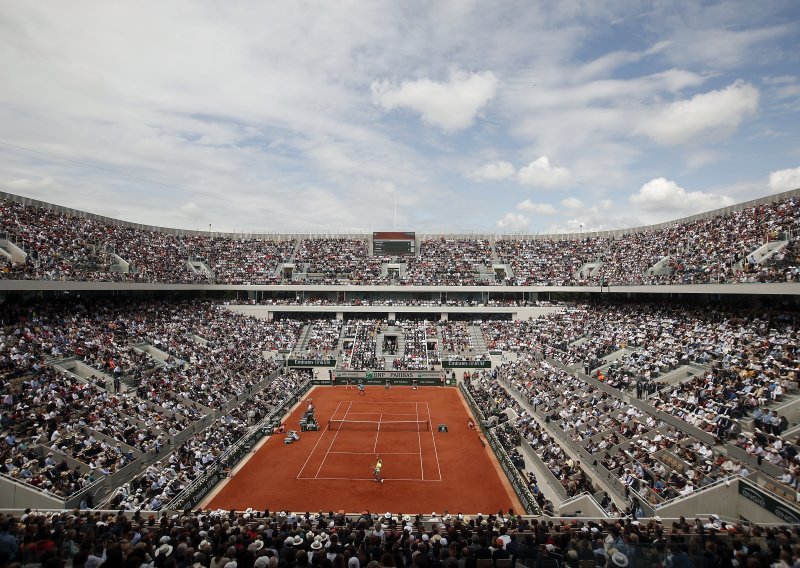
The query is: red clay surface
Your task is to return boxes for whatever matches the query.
[206,386,521,514]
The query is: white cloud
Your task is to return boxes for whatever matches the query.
[664,24,793,70]
[0,3,796,233]
[561,197,583,209]
[517,156,570,188]
[496,212,529,231]
[5,176,59,194]
[371,70,498,132]
[637,80,759,145]
[570,40,671,83]
[517,200,557,215]
[769,167,800,192]
[469,160,515,181]
[685,149,723,170]
[179,202,203,220]
[630,177,735,212]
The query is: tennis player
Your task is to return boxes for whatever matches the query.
[358,381,366,396]
[372,456,384,483]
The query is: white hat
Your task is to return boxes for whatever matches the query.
[254,557,269,568]
[311,540,323,550]
[610,552,629,567]
[253,540,264,551]
[155,544,173,558]
[292,535,304,546]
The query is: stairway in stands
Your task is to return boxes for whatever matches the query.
[469,324,488,354]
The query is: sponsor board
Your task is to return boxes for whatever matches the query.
[442,360,491,369]
[739,480,800,524]
[288,358,336,367]
[332,370,446,386]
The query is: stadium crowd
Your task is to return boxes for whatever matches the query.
[392,322,440,371]
[104,370,307,512]
[0,298,307,503]
[4,192,798,285]
[483,351,756,510]
[4,507,800,568]
[403,238,493,286]
[464,370,591,509]
[298,320,343,359]
[341,321,383,370]
[481,303,798,444]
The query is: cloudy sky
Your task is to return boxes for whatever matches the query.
[0,1,799,234]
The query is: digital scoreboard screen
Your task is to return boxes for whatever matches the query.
[373,231,416,256]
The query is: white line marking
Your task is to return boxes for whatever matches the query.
[373,413,382,453]
[328,451,421,455]
[314,401,352,478]
[343,412,419,418]
[297,476,442,482]
[297,400,343,480]
[416,401,424,480]
[426,401,443,481]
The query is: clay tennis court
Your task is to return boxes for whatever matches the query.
[205,386,522,514]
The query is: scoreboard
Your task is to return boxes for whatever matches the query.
[372,231,416,256]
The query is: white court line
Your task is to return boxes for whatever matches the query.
[328,451,421,455]
[296,400,344,480]
[344,412,419,417]
[314,401,353,478]
[297,476,442,482]
[426,401,443,481]
[416,401,424,480]
[373,413,382,454]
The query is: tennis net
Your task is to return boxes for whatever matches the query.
[328,419,431,432]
